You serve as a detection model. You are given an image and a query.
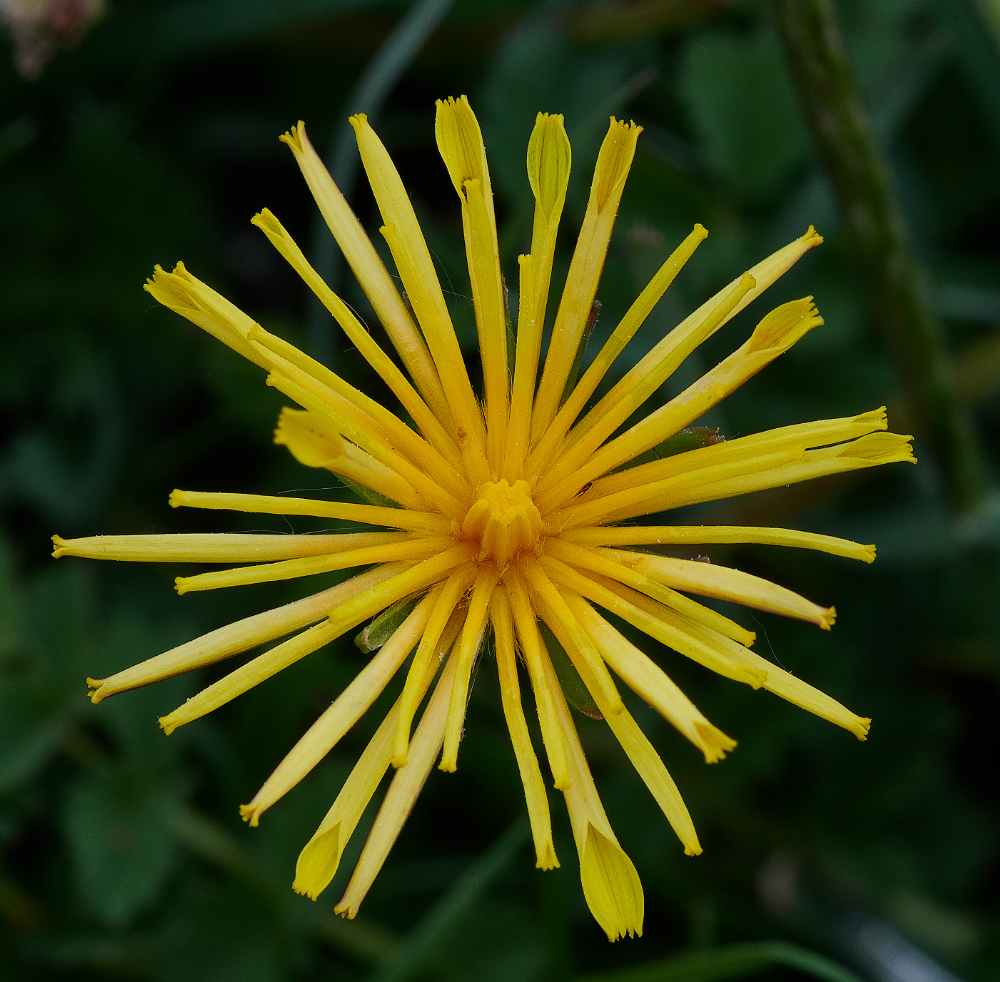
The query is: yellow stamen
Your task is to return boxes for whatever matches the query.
[461,479,543,569]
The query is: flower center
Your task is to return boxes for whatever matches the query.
[461,479,544,568]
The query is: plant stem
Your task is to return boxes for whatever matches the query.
[770,0,988,511]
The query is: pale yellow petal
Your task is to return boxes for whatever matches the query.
[169,489,453,536]
[532,118,642,437]
[241,590,438,825]
[335,647,460,918]
[279,122,451,425]
[440,564,498,772]
[292,610,461,901]
[85,564,404,704]
[491,586,558,869]
[539,641,643,941]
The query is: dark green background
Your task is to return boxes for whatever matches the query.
[2,0,998,979]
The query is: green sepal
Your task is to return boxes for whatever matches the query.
[613,425,724,472]
[338,474,399,508]
[538,622,602,720]
[355,593,422,654]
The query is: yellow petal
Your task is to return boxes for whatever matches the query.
[85,564,403,704]
[169,489,452,536]
[145,262,270,369]
[491,587,559,869]
[580,823,645,942]
[526,112,571,331]
[292,609,461,901]
[173,537,448,595]
[532,118,642,437]
[440,564,498,772]
[251,209,465,475]
[528,224,708,479]
[52,531,402,565]
[540,644,643,941]
[393,562,477,767]
[507,571,570,790]
[561,524,876,564]
[243,589,438,826]
[567,595,736,764]
[335,646,460,918]
[279,122,451,425]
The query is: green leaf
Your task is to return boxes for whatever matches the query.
[63,764,180,927]
[681,29,810,202]
[576,940,864,982]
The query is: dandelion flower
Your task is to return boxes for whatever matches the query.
[53,96,915,941]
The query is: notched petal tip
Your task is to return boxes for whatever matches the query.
[536,842,560,870]
[592,117,642,213]
[854,716,872,741]
[239,802,262,827]
[293,822,344,901]
[86,677,107,704]
[820,606,836,630]
[273,407,345,470]
[580,823,644,941]
[748,296,823,354]
[435,94,488,198]
[693,721,738,764]
[158,713,179,735]
[279,120,308,154]
[801,224,824,247]
[51,534,67,558]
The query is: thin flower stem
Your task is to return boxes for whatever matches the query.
[770,0,989,511]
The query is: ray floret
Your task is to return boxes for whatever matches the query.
[54,95,913,940]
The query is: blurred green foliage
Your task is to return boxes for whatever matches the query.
[1,0,999,979]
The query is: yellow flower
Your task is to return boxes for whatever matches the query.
[53,96,914,942]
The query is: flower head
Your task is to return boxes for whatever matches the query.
[53,96,914,941]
